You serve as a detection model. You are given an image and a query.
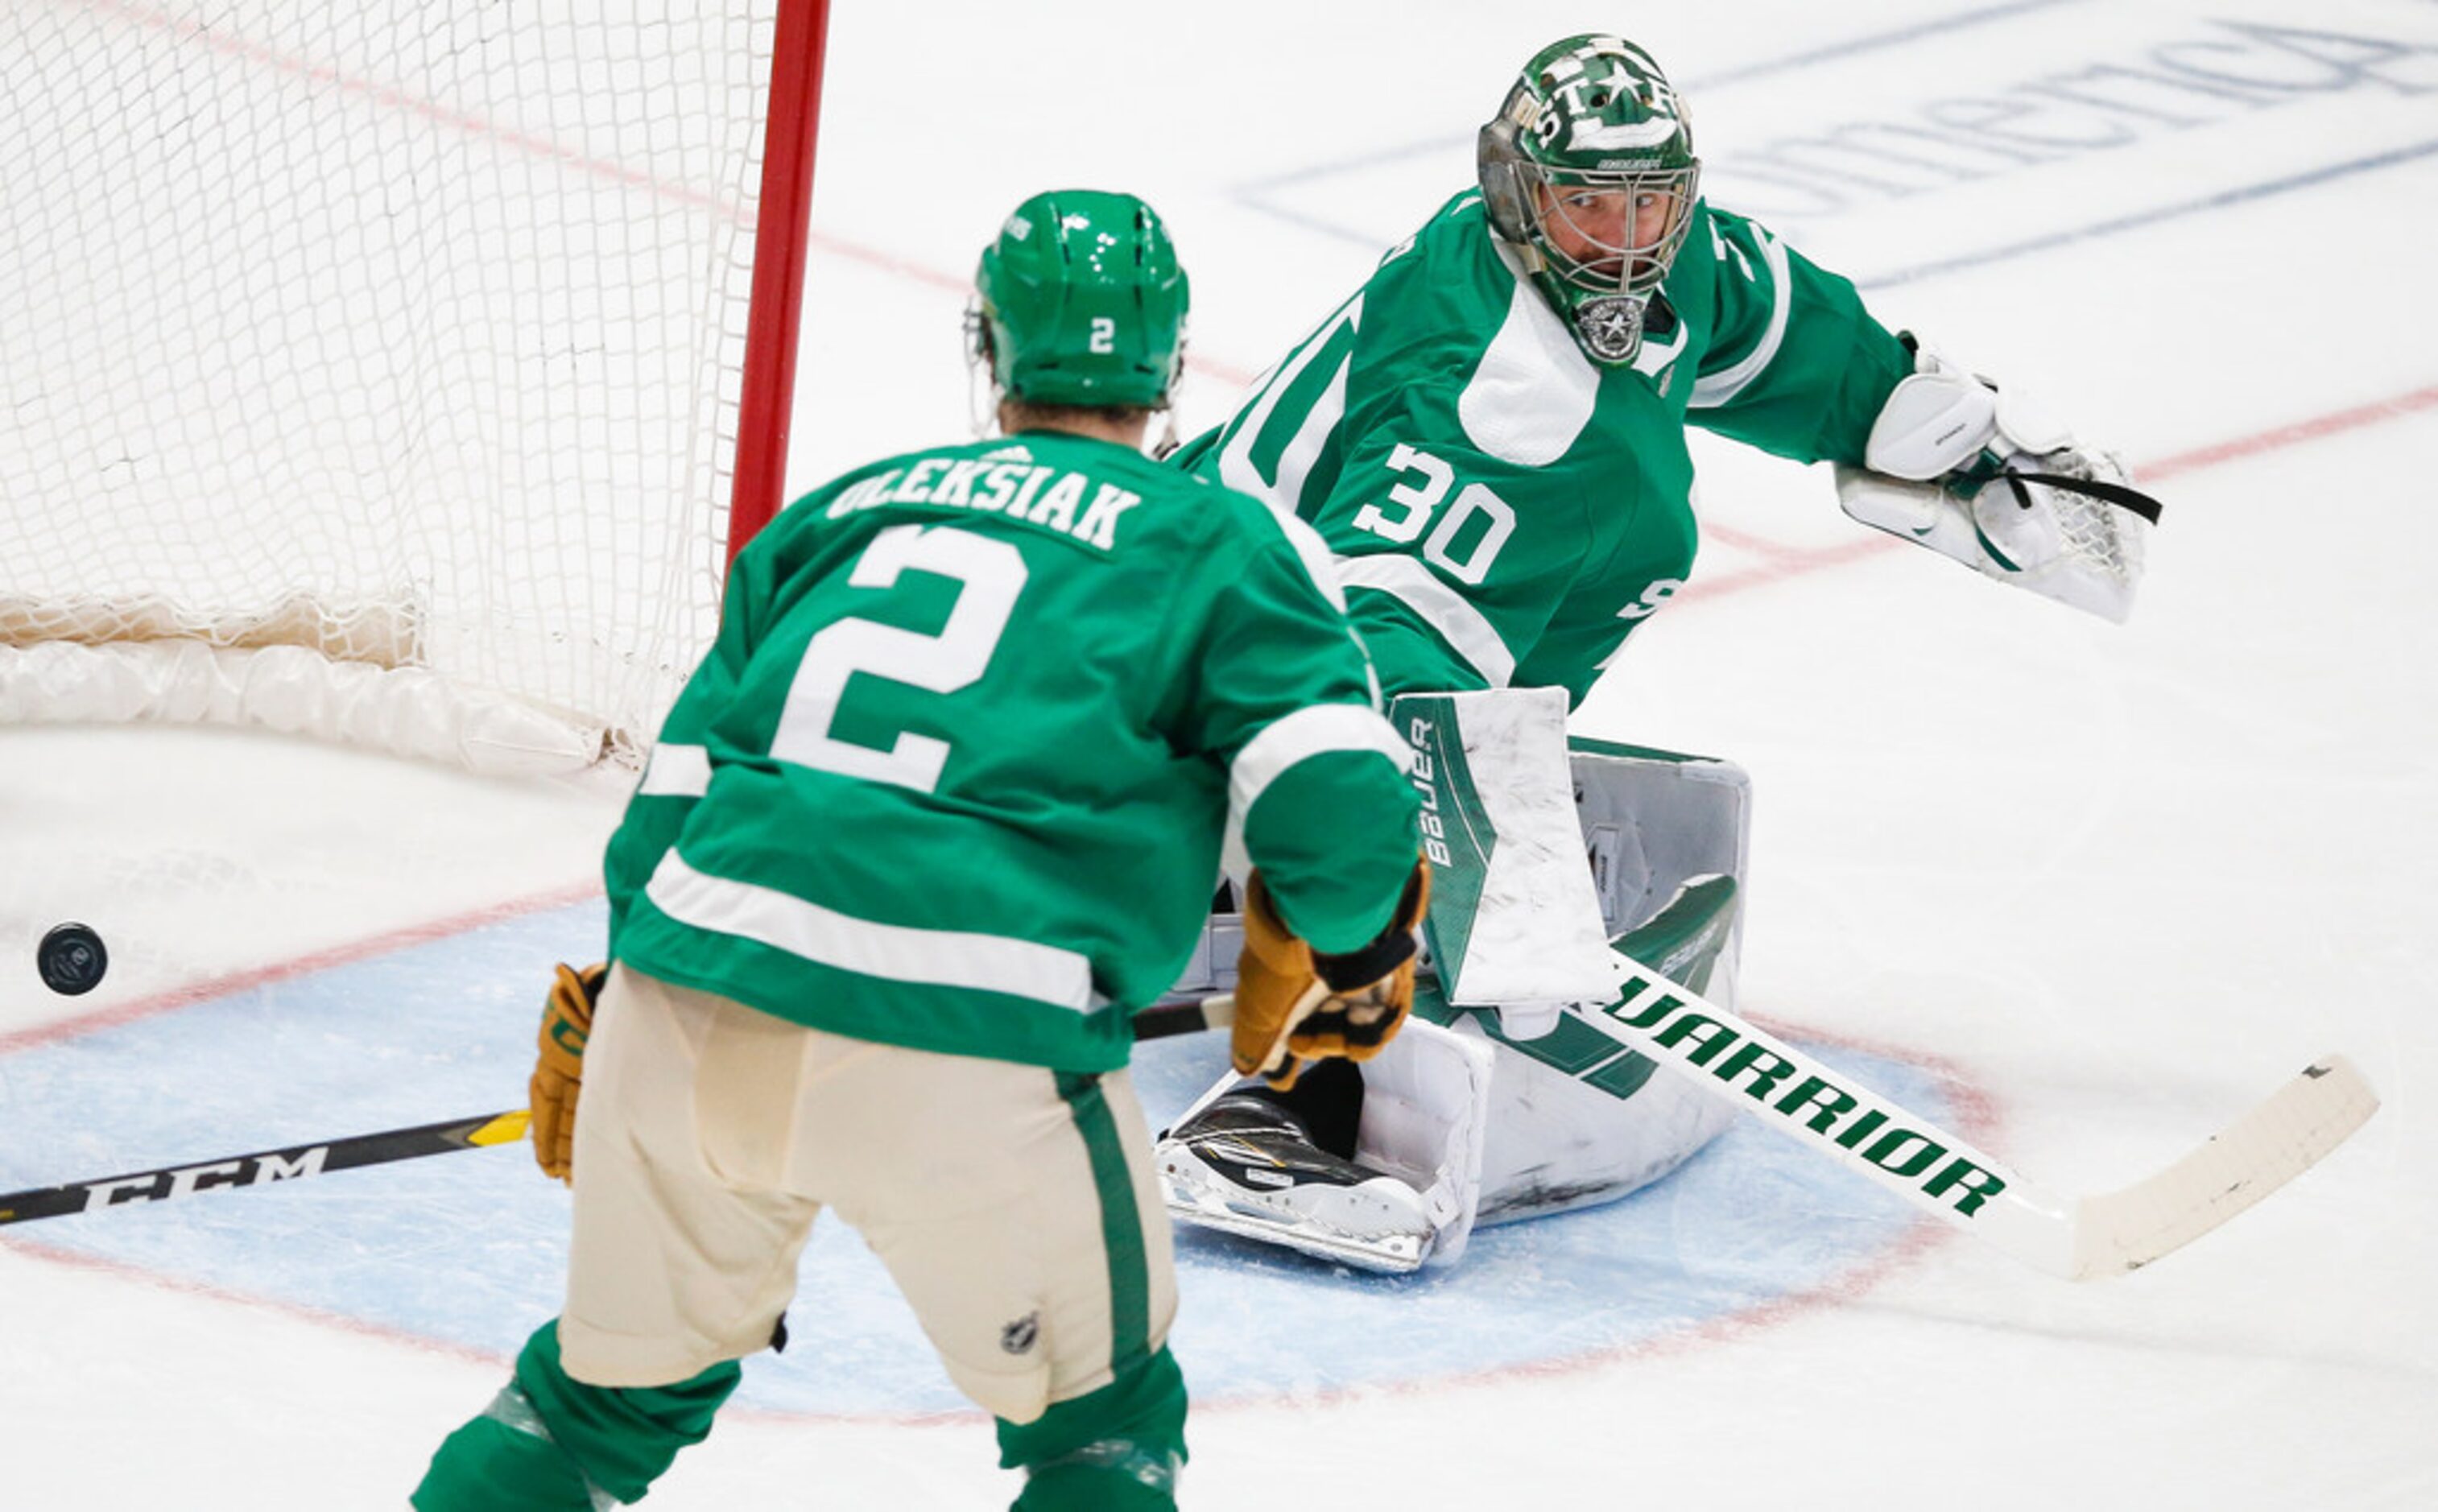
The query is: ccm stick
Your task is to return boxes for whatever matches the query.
[0,996,1237,1228]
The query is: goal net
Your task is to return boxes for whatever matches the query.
[1,1,826,774]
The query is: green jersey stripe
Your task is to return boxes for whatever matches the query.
[1336,553,1517,688]
[643,850,1102,1013]
[1229,703,1408,818]
[1054,1070,1152,1370]
[1688,226,1792,409]
[638,742,711,797]
[1256,507,1357,614]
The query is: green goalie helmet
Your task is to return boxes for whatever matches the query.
[1477,34,1701,366]
[969,188,1189,411]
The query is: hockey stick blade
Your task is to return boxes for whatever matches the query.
[0,999,1239,1227]
[1547,953,2379,1280]
[2062,1053,2378,1279]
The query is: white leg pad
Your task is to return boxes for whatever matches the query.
[1350,1016,1498,1268]
[1472,1039,1738,1228]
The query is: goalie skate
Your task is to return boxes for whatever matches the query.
[1156,1094,1434,1274]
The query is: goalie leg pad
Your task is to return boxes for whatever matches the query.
[1471,1037,1738,1229]
[1346,1014,1498,1268]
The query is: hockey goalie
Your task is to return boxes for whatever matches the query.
[1153,32,2159,1272]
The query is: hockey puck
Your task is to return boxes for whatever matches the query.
[38,923,108,996]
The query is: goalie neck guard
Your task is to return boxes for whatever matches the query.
[1477,35,1700,366]
[969,188,1189,411]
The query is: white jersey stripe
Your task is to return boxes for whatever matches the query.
[1217,291,1364,514]
[1334,552,1518,688]
[643,851,1101,1012]
[1688,227,1791,409]
[1229,702,1411,821]
[637,742,712,797]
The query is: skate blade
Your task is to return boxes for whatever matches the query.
[1159,1163,1431,1274]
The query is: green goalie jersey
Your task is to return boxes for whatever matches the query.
[1172,192,1914,702]
[602,431,1420,1073]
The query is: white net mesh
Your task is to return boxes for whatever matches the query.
[2,1,787,768]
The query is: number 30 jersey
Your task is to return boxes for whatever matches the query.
[1172,192,1915,704]
[602,431,1419,1073]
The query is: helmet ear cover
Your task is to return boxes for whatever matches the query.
[1476,116,1536,255]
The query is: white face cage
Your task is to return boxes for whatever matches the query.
[1520,161,1701,300]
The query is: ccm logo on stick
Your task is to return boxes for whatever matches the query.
[79,1148,332,1212]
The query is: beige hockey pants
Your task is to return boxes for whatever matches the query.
[556,964,1176,1427]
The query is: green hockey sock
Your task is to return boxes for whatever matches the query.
[414,1410,601,1511]
[997,1345,1188,1510]
[413,1320,742,1509]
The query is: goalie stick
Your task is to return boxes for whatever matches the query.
[1184,894,2370,1281]
[1512,952,2377,1281]
[0,995,1238,1228]
[1395,691,2376,1278]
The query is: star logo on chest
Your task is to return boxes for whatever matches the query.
[1576,296,1646,363]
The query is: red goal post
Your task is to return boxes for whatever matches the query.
[0,1,831,774]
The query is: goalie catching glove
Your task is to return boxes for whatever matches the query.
[1835,343,2163,623]
[1232,859,1431,1090]
[529,961,606,1183]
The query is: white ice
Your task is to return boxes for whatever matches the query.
[4,1,2434,1507]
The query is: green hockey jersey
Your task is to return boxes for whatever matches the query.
[604,431,1420,1072]
[1173,192,1912,703]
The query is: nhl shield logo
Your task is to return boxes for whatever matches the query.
[1001,1312,1040,1355]
[1576,295,1646,363]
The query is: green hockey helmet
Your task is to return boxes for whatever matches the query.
[968,188,1189,411]
[1477,34,1701,365]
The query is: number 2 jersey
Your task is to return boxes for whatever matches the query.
[601,431,1420,1073]
[1171,192,1915,703]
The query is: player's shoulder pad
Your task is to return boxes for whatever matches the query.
[1688,200,1782,288]
[1372,188,1499,286]
[1198,481,1354,615]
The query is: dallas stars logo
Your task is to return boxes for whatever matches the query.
[1576,295,1646,362]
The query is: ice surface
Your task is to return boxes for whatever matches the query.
[4,2,2433,1507]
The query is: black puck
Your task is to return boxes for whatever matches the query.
[38,923,108,996]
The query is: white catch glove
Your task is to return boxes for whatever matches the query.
[1835,345,2162,623]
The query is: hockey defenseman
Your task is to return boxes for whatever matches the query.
[1156,35,2157,1271]
[413,189,1428,1510]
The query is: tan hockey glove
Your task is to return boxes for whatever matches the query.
[529,961,607,1183]
[1231,859,1430,1090]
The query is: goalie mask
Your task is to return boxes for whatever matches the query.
[1477,35,1700,366]
[967,188,1189,415]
